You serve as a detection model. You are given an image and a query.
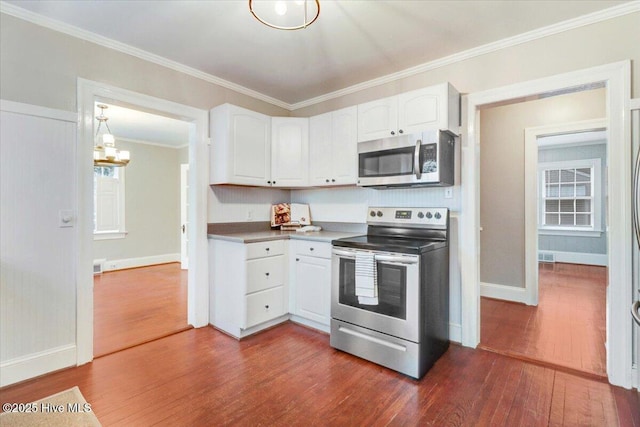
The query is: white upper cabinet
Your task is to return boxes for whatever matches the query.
[357,96,398,142]
[357,83,460,142]
[309,106,357,186]
[210,103,271,186]
[271,117,309,187]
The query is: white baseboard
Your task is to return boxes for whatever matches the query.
[102,253,180,271]
[0,344,76,387]
[449,323,461,343]
[480,282,529,304]
[539,250,608,266]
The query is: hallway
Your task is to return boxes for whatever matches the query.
[480,263,607,378]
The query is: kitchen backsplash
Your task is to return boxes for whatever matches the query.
[209,184,460,225]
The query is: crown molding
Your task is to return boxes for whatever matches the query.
[0,1,290,110]
[289,1,640,110]
[2,1,639,112]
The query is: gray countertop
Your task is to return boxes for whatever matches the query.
[207,229,362,244]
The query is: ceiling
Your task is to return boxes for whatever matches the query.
[3,0,634,109]
[96,103,190,148]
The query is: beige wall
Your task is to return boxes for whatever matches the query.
[0,13,289,117]
[93,141,182,262]
[479,88,606,288]
[291,12,639,117]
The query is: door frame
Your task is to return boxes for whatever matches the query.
[524,118,607,306]
[180,163,189,270]
[460,60,632,388]
[76,79,209,364]
[631,97,640,390]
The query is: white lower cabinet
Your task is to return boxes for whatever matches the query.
[290,240,332,331]
[209,238,288,338]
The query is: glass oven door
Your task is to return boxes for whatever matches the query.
[331,248,420,342]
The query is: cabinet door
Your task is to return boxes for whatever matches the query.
[294,255,331,325]
[271,117,309,187]
[357,97,398,142]
[309,112,333,186]
[331,106,358,185]
[210,104,271,186]
[397,86,444,135]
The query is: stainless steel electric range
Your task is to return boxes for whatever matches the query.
[330,207,450,379]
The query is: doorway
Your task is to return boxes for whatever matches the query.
[76,79,209,365]
[479,111,608,376]
[460,61,632,388]
[91,102,191,357]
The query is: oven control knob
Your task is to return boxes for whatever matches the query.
[417,212,424,219]
[376,211,383,217]
[426,212,433,219]
[434,212,442,219]
[370,210,376,217]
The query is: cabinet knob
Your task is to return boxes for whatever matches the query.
[331,179,335,182]
[265,305,270,310]
[326,179,330,183]
[399,129,404,134]
[296,258,300,261]
[390,131,395,136]
[265,247,270,251]
[310,247,314,251]
[265,272,270,276]
[267,180,271,184]
[272,181,276,185]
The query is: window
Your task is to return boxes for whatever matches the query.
[94,166,126,239]
[538,159,601,235]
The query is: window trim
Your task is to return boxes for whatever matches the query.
[538,158,602,236]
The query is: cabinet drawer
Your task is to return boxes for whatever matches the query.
[245,286,285,328]
[246,240,285,259]
[295,240,331,259]
[246,255,285,294]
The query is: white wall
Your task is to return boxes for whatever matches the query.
[0,103,78,386]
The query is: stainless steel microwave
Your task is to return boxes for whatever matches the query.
[357,130,455,188]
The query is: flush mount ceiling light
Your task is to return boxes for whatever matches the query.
[249,0,320,30]
[93,104,130,167]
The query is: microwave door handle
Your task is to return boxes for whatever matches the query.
[414,139,422,180]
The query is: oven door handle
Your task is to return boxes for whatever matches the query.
[332,249,357,258]
[375,254,418,265]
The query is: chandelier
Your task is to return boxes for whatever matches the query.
[249,0,320,30]
[93,104,130,167]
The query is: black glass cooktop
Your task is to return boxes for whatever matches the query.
[332,235,446,254]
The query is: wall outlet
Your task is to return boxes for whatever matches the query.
[444,188,453,199]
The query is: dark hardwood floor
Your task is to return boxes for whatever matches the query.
[93,263,189,357]
[1,323,638,426]
[480,263,607,378]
